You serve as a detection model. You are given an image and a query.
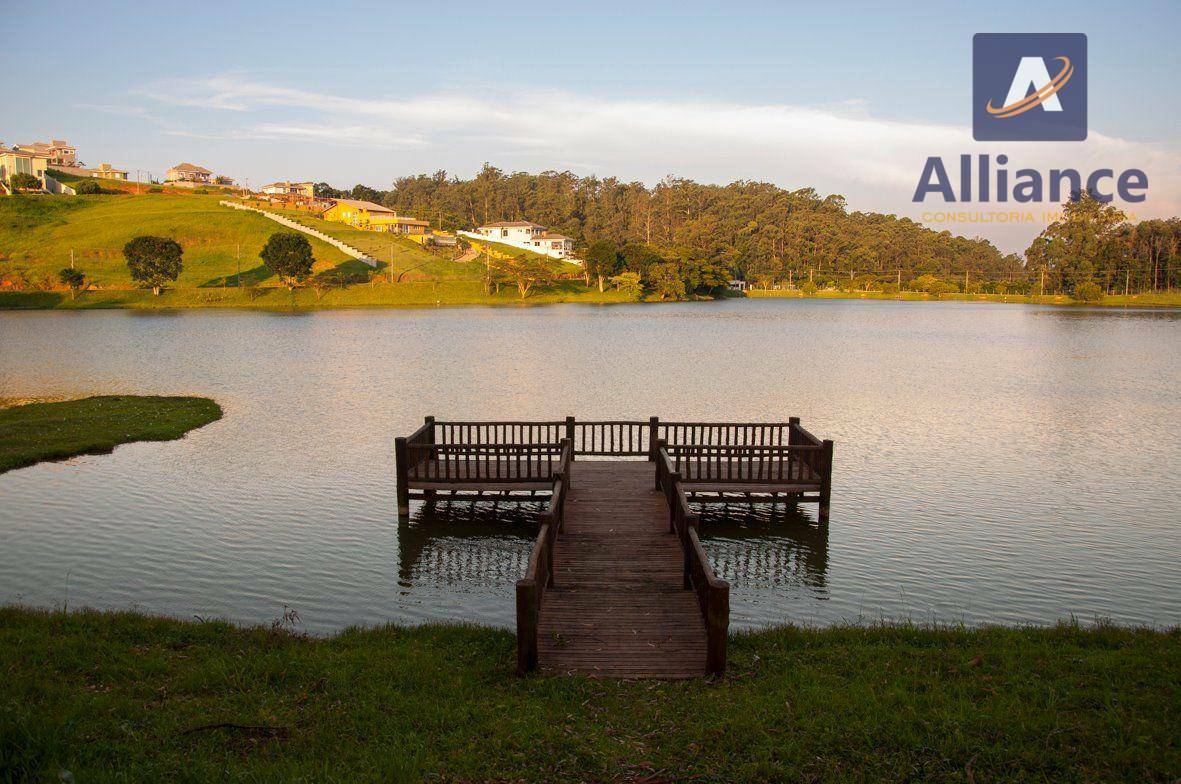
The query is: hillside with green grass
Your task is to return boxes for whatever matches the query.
[0,193,352,289]
[261,205,482,281]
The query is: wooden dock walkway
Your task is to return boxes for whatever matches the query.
[395,416,833,677]
[538,461,706,678]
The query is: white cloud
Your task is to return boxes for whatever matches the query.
[142,75,1181,252]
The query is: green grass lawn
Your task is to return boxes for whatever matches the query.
[0,396,222,473]
[259,205,480,281]
[0,608,1176,782]
[0,279,633,310]
[747,288,1181,308]
[0,193,351,288]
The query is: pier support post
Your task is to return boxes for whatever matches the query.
[395,436,410,519]
[706,581,729,675]
[516,578,538,674]
[818,439,833,524]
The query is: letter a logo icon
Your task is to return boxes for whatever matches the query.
[973,34,1087,141]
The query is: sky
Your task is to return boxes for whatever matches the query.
[3,0,1178,252]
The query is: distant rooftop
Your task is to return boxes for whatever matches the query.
[480,220,543,229]
[330,198,395,213]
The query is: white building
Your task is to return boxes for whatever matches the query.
[459,221,577,261]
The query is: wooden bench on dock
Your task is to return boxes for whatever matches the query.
[395,417,834,678]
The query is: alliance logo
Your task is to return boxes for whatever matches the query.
[973,33,1087,141]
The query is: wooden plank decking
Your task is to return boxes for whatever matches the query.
[537,461,708,678]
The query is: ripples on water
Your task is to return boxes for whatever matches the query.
[0,299,1178,633]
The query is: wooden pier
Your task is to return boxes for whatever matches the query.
[395,417,833,677]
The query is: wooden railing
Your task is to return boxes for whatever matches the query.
[516,462,571,674]
[655,446,730,674]
[404,442,568,483]
[433,420,566,447]
[666,444,824,483]
[397,416,832,520]
[570,418,653,457]
[657,421,795,450]
[427,417,655,458]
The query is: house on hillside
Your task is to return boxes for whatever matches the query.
[321,199,429,234]
[14,139,76,166]
[260,181,316,198]
[460,220,576,261]
[91,163,128,180]
[0,144,49,189]
[166,162,213,183]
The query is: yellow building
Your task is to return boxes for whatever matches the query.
[91,163,129,180]
[320,199,429,234]
[0,145,49,190]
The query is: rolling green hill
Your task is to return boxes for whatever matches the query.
[260,205,482,281]
[0,193,352,288]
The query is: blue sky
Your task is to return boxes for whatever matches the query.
[4,0,1178,251]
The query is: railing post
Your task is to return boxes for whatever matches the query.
[515,578,538,674]
[423,416,437,505]
[395,436,410,519]
[819,439,834,524]
[788,416,800,447]
[683,509,696,587]
[654,439,668,491]
[565,416,575,460]
[706,581,730,675]
[648,416,660,461]
[561,438,573,485]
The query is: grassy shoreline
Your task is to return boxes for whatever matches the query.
[0,395,222,473]
[2,285,1179,311]
[1,607,1177,782]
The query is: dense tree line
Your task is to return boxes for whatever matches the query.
[1024,192,1180,296]
[318,167,1177,298]
[325,166,1019,292]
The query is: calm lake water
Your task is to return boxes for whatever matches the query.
[1,299,1179,634]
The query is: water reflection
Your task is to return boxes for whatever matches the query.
[697,503,829,595]
[2,301,1178,630]
[397,501,539,590]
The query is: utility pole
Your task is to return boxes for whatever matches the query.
[1125,268,1130,297]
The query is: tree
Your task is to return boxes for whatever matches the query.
[1074,281,1103,302]
[58,267,86,299]
[74,179,103,194]
[490,256,555,299]
[260,232,315,289]
[1025,191,1126,295]
[123,236,183,295]
[609,271,643,300]
[646,262,686,300]
[9,172,41,191]
[314,182,343,199]
[584,240,622,292]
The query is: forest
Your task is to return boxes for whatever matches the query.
[316,166,1178,299]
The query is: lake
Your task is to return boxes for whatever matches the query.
[1,299,1179,634]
